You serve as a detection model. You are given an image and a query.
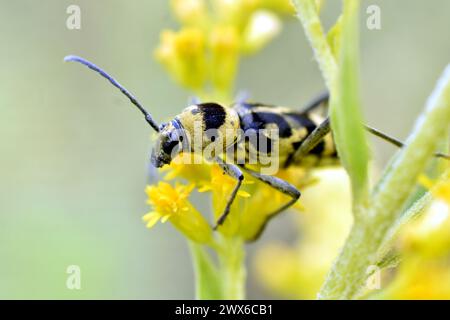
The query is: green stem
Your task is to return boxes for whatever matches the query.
[218,237,246,299]
[329,0,370,211]
[294,0,450,300]
[319,65,450,299]
[189,241,222,300]
[292,0,337,90]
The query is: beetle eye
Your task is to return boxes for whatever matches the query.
[162,139,180,154]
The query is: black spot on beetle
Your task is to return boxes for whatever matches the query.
[310,140,325,155]
[283,140,303,168]
[291,140,303,151]
[197,103,227,130]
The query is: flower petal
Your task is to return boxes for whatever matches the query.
[238,191,251,198]
[143,212,162,229]
[198,184,213,192]
[161,214,172,223]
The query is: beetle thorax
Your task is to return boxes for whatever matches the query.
[176,103,240,156]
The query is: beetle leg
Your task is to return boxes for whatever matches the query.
[239,165,301,239]
[213,157,244,230]
[287,117,331,167]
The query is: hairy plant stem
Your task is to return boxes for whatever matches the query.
[292,0,337,90]
[294,0,450,300]
[319,66,450,299]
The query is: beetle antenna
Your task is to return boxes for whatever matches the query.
[365,125,450,160]
[64,55,160,132]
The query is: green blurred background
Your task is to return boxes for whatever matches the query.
[0,0,449,299]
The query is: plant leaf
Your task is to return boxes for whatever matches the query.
[329,0,370,207]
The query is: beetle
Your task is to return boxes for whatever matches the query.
[64,55,449,230]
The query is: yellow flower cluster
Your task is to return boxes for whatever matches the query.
[378,172,450,299]
[143,182,213,244]
[254,168,353,298]
[155,0,294,101]
[144,154,313,243]
[252,168,450,299]
[145,1,304,245]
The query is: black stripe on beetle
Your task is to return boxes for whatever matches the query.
[241,111,293,138]
[285,113,317,134]
[197,103,227,130]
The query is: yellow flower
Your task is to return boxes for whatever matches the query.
[170,0,208,27]
[213,0,260,29]
[378,206,450,299]
[185,164,311,241]
[327,16,342,60]
[155,28,207,91]
[161,154,212,187]
[210,26,240,95]
[151,0,302,243]
[155,0,292,99]
[148,1,308,298]
[198,164,251,198]
[200,165,253,237]
[254,243,304,297]
[259,0,295,15]
[253,168,353,298]
[436,180,450,205]
[154,30,178,75]
[241,10,282,54]
[402,201,450,258]
[143,182,213,244]
[379,262,450,300]
[420,174,450,206]
[409,172,450,256]
[377,172,450,299]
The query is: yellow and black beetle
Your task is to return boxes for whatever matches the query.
[65,55,449,229]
